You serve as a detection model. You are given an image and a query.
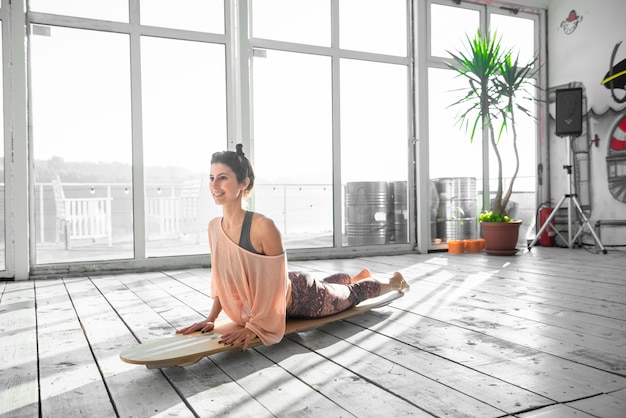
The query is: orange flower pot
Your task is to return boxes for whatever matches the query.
[480,221,522,255]
[464,239,481,253]
[447,240,465,254]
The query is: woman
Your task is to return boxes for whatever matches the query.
[177,144,409,350]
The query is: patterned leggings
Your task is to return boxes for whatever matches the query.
[286,272,381,319]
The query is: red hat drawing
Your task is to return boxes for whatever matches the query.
[567,10,580,22]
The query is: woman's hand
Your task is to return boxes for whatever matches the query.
[177,297,222,335]
[219,328,259,351]
[176,319,215,335]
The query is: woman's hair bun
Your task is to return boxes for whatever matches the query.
[236,143,245,157]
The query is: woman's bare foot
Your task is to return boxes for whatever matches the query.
[351,268,372,283]
[389,272,410,293]
[377,272,410,294]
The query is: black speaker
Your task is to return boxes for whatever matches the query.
[555,87,583,137]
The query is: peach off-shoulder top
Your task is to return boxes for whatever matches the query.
[208,217,292,345]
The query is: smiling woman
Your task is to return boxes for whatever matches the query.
[176,144,409,350]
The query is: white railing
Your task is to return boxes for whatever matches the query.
[30,179,537,246]
[51,177,113,248]
[36,180,209,245]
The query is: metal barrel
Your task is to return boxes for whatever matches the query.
[434,177,477,241]
[389,181,408,243]
[345,181,390,245]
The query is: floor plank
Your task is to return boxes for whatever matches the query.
[319,319,552,415]
[1,247,625,417]
[566,392,626,418]
[35,280,116,417]
[105,272,273,416]
[279,326,507,417]
[64,277,194,417]
[211,348,352,417]
[0,281,39,418]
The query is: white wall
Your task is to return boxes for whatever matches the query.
[547,0,626,246]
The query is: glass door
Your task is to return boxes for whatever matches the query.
[29,2,228,266]
[252,49,334,249]
[30,26,134,263]
[251,0,412,252]
[340,59,409,247]
[426,0,539,250]
[0,14,4,272]
[141,37,226,257]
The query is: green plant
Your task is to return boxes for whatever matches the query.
[479,211,512,223]
[446,29,538,219]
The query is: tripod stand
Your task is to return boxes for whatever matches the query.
[528,135,607,253]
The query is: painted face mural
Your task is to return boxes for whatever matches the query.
[560,10,583,35]
[550,1,626,211]
[607,115,626,202]
[551,4,626,113]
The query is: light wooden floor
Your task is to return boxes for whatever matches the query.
[1,247,625,418]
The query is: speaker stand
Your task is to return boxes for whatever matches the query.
[528,136,607,253]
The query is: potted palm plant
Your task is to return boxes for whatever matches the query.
[447,29,538,255]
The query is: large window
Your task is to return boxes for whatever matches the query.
[0,18,4,272]
[141,37,225,257]
[340,59,409,246]
[251,0,411,251]
[426,1,539,249]
[252,0,330,46]
[339,0,406,56]
[253,50,334,248]
[0,1,544,278]
[28,2,228,269]
[29,0,128,21]
[140,0,225,32]
[31,27,134,263]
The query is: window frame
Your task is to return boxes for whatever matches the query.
[1,0,545,279]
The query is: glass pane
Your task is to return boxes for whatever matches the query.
[31,27,133,263]
[430,3,479,58]
[251,0,330,46]
[0,23,4,271]
[140,0,225,33]
[490,14,538,246]
[339,0,406,56]
[428,67,483,245]
[429,63,537,249]
[141,37,227,257]
[252,50,333,248]
[488,91,537,243]
[341,59,409,246]
[29,0,128,22]
[490,14,536,66]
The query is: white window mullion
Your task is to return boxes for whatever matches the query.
[10,0,29,279]
[331,0,342,248]
[129,0,146,259]
[229,0,250,152]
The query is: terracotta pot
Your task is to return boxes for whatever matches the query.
[480,220,522,255]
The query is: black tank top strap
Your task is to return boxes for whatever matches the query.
[239,211,263,254]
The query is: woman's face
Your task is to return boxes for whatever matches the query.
[210,163,249,206]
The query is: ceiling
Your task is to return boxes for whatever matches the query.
[511,0,552,9]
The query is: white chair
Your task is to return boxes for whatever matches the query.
[146,195,181,240]
[146,178,210,242]
[52,177,113,249]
